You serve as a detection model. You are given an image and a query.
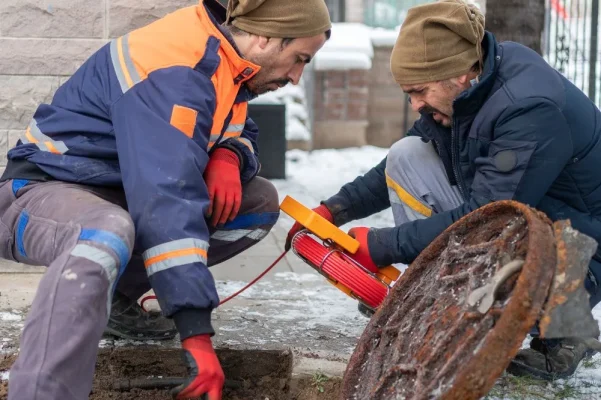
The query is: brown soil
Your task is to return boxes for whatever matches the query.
[290,376,342,400]
[0,348,342,399]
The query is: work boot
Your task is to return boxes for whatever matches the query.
[104,291,177,341]
[507,337,598,380]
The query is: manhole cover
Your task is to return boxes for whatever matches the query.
[342,201,557,400]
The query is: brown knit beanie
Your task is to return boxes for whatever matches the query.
[225,0,332,38]
[390,0,485,85]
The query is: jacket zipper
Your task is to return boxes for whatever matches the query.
[451,123,467,201]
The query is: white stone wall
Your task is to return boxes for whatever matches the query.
[0,0,197,171]
[345,0,364,23]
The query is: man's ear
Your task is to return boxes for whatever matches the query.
[256,35,270,50]
[455,74,470,85]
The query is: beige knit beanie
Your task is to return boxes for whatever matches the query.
[390,0,485,85]
[225,0,332,38]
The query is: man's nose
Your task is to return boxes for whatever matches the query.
[410,97,424,113]
[287,64,304,85]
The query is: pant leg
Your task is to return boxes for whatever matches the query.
[115,176,280,301]
[385,136,463,225]
[207,176,279,266]
[1,180,135,400]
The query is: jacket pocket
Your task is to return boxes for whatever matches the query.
[471,139,536,201]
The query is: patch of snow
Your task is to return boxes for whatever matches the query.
[216,280,256,299]
[251,80,312,141]
[219,326,247,332]
[370,27,399,47]
[314,23,374,71]
[274,272,320,282]
[0,312,21,322]
[314,52,372,71]
[1,371,9,381]
[272,146,394,231]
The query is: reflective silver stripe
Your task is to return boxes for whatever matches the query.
[225,124,244,133]
[211,229,251,242]
[211,228,267,242]
[110,34,141,94]
[110,38,128,93]
[71,244,118,283]
[71,243,118,316]
[207,133,220,150]
[21,119,69,154]
[121,34,141,86]
[236,137,254,153]
[143,238,209,277]
[248,228,268,241]
[208,124,245,149]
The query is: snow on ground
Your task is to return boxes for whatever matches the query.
[272,146,394,232]
[0,312,21,322]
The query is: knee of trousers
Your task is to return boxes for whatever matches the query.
[386,136,434,176]
[71,207,135,284]
[243,176,280,216]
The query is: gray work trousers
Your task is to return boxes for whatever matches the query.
[1,177,279,400]
[385,136,462,225]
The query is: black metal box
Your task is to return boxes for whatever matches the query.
[248,103,287,179]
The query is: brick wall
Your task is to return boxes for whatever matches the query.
[367,45,420,148]
[310,45,420,150]
[0,0,197,173]
[311,69,370,149]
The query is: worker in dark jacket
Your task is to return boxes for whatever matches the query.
[287,0,601,381]
[2,0,331,399]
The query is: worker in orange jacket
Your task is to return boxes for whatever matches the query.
[2,1,331,399]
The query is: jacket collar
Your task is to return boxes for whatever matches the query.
[199,0,261,85]
[453,32,500,118]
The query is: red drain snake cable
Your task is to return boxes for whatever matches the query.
[292,232,387,309]
[139,231,387,312]
[140,251,288,312]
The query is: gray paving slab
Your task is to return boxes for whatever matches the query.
[0,259,44,274]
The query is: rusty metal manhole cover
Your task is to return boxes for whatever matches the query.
[342,201,557,400]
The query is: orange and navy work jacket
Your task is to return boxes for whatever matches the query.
[6,0,262,336]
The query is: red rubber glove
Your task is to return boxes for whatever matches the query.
[204,148,241,227]
[171,334,224,400]
[348,227,379,273]
[285,204,333,251]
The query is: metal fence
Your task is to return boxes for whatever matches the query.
[544,0,601,105]
[363,0,431,29]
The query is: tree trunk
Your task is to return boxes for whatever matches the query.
[485,0,546,55]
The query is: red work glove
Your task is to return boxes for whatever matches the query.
[348,227,379,273]
[204,148,241,227]
[171,334,225,400]
[285,204,333,251]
